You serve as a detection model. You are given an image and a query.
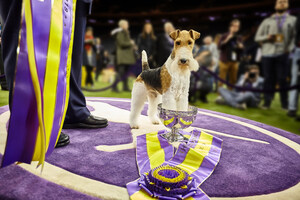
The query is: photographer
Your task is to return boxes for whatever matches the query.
[216,65,264,110]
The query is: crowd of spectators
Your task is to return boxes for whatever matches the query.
[0,0,299,119]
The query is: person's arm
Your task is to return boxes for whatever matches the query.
[255,19,273,43]
[236,36,244,50]
[116,32,132,48]
[211,44,219,60]
[287,17,297,53]
[236,74,247,87]
[218,33,233,49]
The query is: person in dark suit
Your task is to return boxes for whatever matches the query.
[155,22,175,67]
[0,0,108,148]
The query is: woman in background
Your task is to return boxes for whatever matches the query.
[83,27,96,86]
[137,22,157,68]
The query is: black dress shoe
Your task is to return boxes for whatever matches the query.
[63,115,108,129]
[287,110,297,117]
[55,132,70,148]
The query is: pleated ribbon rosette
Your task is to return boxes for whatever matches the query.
[2,0,77,168]
[127,129,223,200]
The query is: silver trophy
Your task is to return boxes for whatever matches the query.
[157,103,198,142]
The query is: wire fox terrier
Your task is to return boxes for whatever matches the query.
[130,29,200,129]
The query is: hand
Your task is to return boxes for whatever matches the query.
[130,40,135,46]
[237,42,244,49]
[244,72,249,80]
[267,34,276,43]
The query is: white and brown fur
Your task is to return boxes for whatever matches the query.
[130,30,200,129]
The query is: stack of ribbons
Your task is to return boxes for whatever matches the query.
[1,0,77,168]
[127,129,223,200]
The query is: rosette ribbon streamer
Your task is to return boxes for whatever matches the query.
[127,129,223,199]
[1,0,77,168]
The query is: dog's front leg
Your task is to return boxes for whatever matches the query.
[177,93,189,111]
[147,92,162,125]
[162,91,177,110]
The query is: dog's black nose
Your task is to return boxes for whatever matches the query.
[180,58,187,64]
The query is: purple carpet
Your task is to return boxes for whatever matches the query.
[0,97,300,199]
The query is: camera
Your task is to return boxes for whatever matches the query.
[249,72,257,79]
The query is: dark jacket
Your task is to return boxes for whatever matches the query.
[115,30,136,66]
[218,33,244,62]
[156,33,173,66]
[296,14,300,47]
[137,34,156,65]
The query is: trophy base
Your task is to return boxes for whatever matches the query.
[160,129,189,143]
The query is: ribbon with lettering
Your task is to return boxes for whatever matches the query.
[127,129,223,199]
[1,0,76,168]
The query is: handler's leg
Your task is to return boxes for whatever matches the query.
[0,0,22,108]
[64,1,108,128]
[64,1,90,123]
[0,0,69,147]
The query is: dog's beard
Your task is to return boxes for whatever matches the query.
[189,59,199,71]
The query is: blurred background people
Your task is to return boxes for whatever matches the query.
[217,65,264,110]
[255,0,296,110]
[83,27,96,86]
[95,37,110,81]
[203,35,219,72]
[287,13,300,117]
[190,50,214,103]
[218,19,244,90]
[137,22,157,68]
[156,22,175,66]
[112,19,136,92]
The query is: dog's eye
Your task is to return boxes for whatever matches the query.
[176,41,181,45]
[188,41,192,45]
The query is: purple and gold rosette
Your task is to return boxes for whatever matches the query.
[138,165,198,199]
[127,129,223,200]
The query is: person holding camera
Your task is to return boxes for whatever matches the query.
[255,0,296,110]
[216,65,264,110]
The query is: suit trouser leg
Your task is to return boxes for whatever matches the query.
[0,0,22,109]
[276,54,289,108]
[64,1,90,123]
[262,56,276,107]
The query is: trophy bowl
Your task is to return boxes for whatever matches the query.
[157,103,198,142]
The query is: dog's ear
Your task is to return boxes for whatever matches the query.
[169,29,180,40]
[189,30,201,40]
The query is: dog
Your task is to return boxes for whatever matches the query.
[130,29,200,129]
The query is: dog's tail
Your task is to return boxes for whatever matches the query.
[141,50,150,71]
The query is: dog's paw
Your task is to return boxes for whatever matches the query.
[130,122,140,129]
[150,116,160,125]
[131,125,139,129]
